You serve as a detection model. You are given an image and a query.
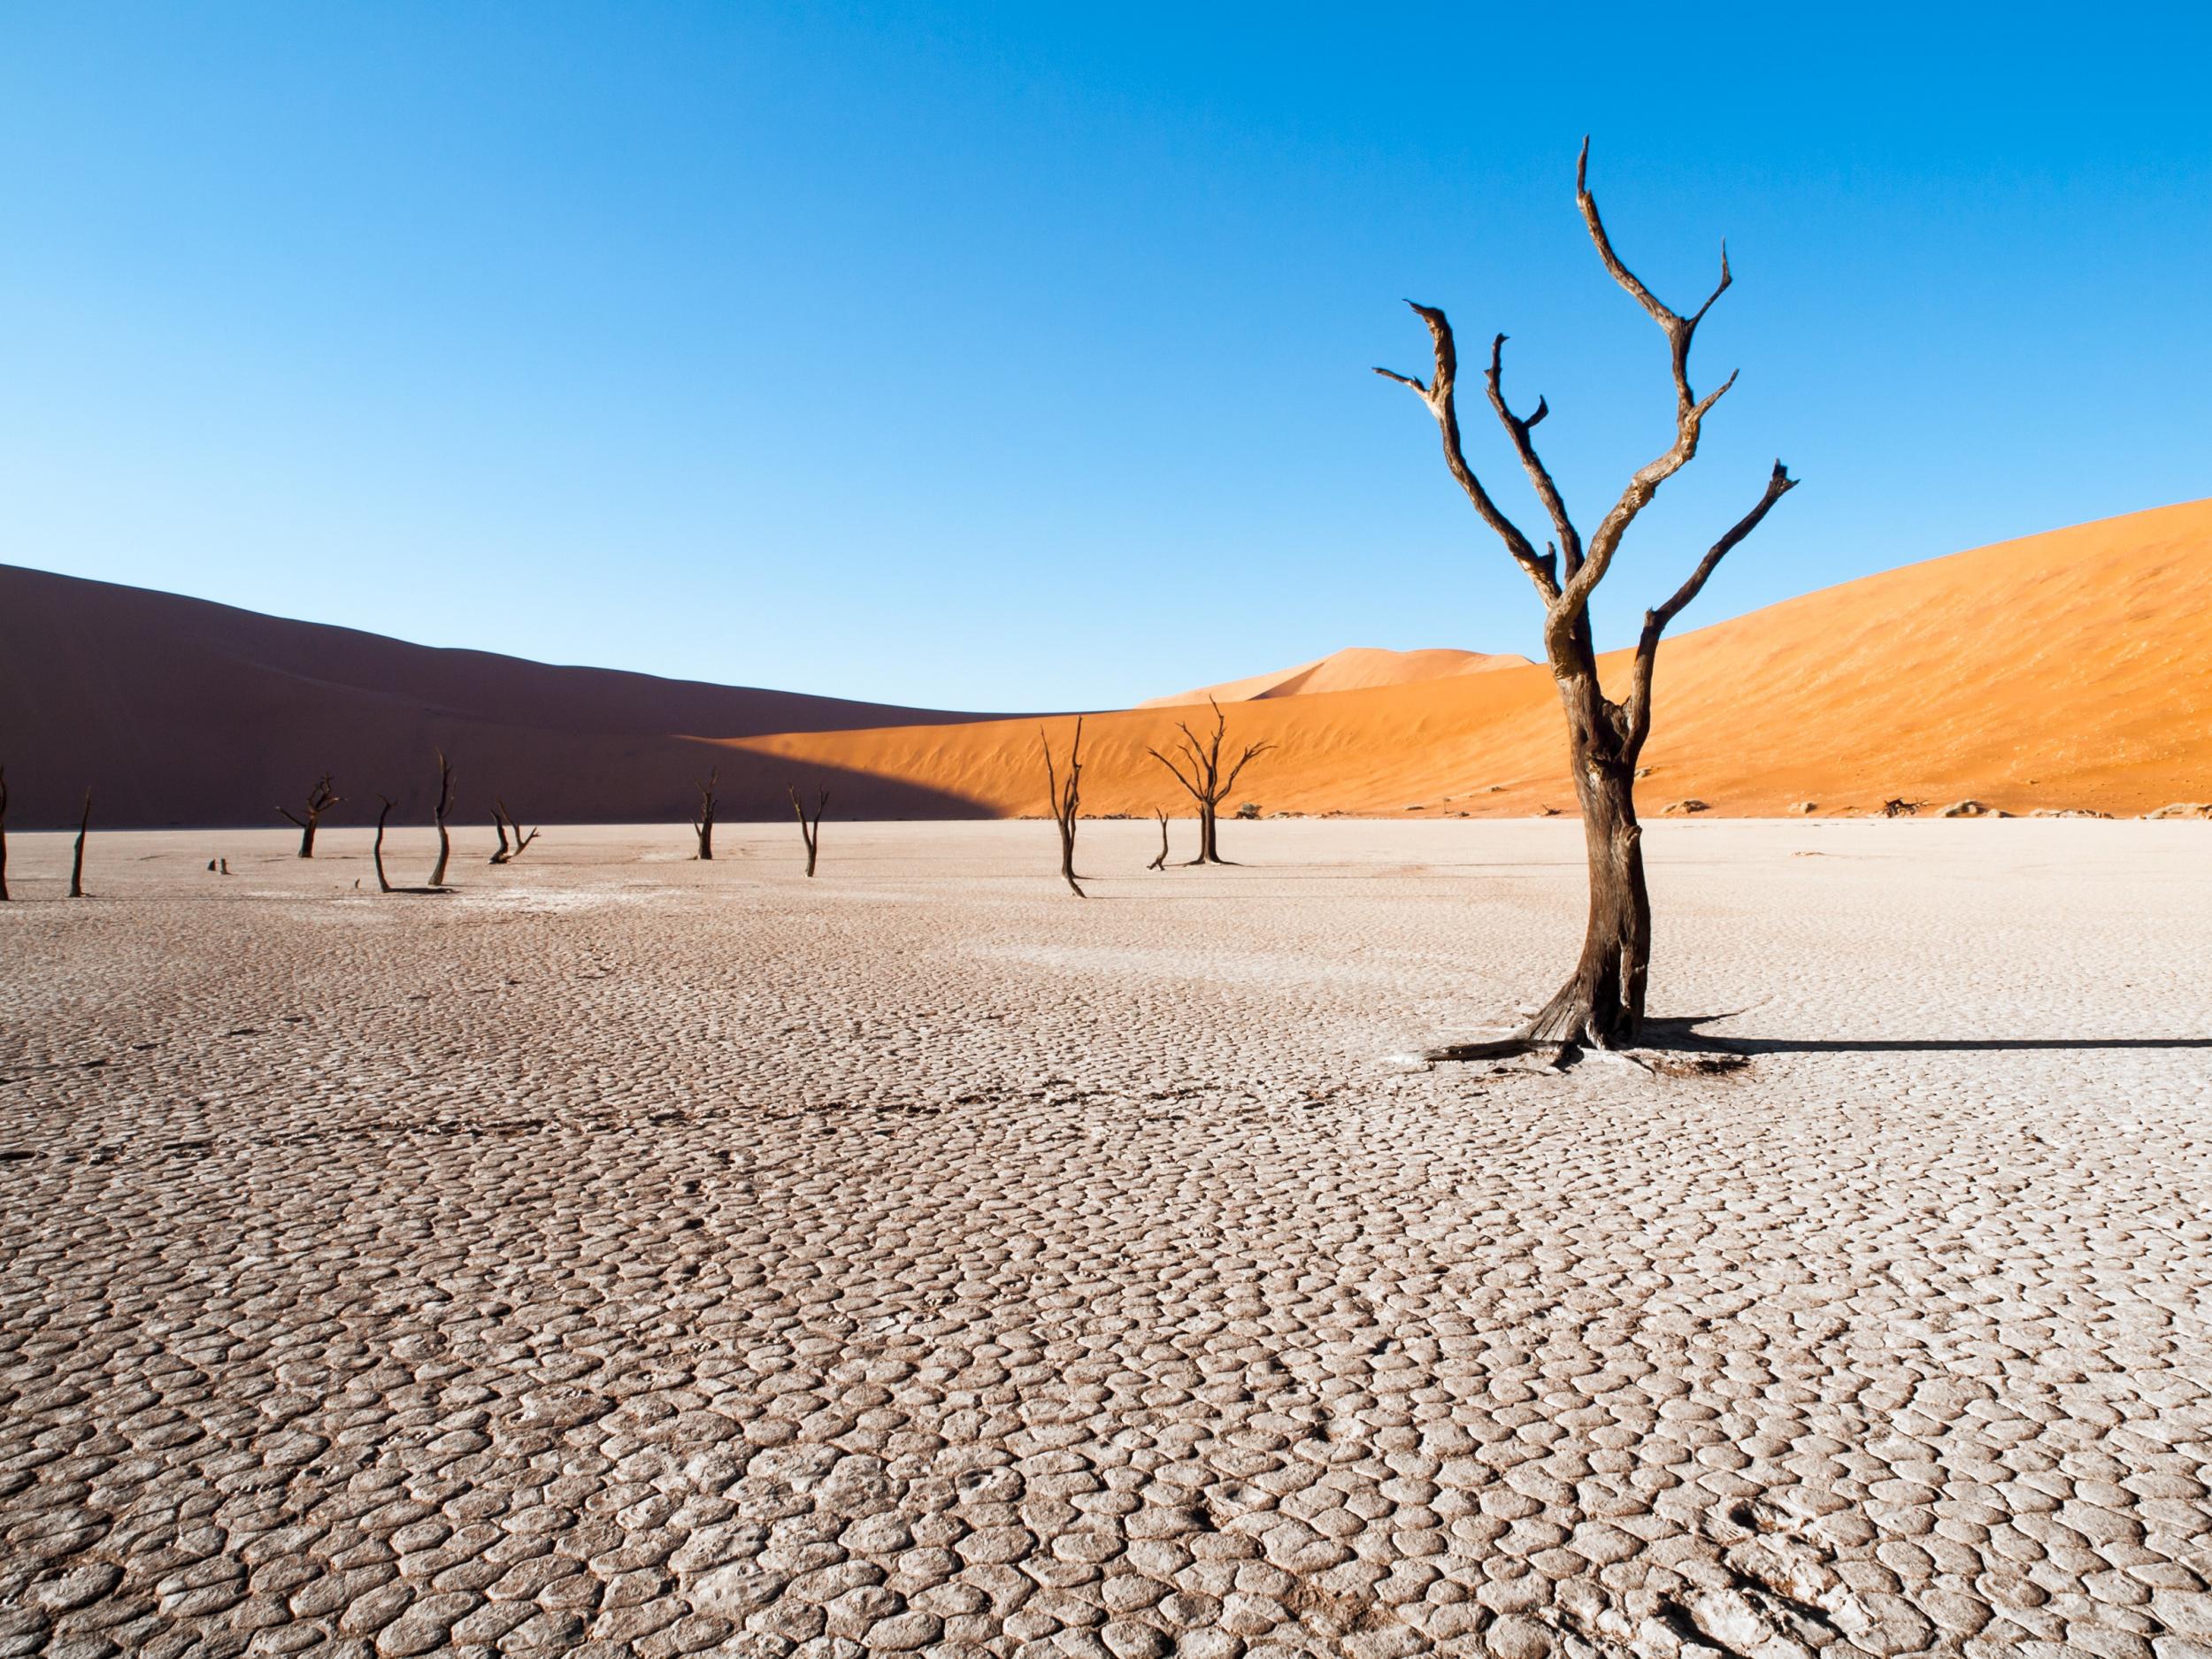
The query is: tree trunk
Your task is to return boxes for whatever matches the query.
[69,790,90,899]
[373,798,395,893]
[430,824,450,888]
[1517,731,1647,1050]
[298,817,317,858]
[1191,805,1219,865]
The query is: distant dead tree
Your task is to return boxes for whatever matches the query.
[426,750,455,887]
[373,795,396,893]
[1148,807,1170,872]
[1377,140,1797,1057]
[489,800,538,864]
[1041,718,1087,897]
[788,783,828,878]
[68,789,91,899]
[278,773,340,858]
[693,769,718,860]
[1147,697,1273,865]
[0,766,9,902]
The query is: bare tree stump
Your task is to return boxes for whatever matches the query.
[427,750,455,888]
[68,789,90,899]
[1377,139,1796,1058]
[1041,718,1087,897]
[693,769,718,860]
[373,795,396,893]
[1148,807,1170,872]
[278,774,340,858]
[788,783,827,878]
[1146,697,1273,864]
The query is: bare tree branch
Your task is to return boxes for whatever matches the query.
[1376,306,1562,601]
[1555,138,1740,638]
[1624,460,1798,752]
[1482,333,1583,578]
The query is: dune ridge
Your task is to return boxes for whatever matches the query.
[733,499,2212,820]
[1138,645,1532,707]
[4,499,2207,827]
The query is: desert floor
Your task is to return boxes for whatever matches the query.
[3,820,2208,1659]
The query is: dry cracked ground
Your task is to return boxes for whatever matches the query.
[3,819,2209,1659]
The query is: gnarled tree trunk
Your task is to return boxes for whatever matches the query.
[693,769,718,860]
[1041,718,1086,897]
[427,750,455,887]
[69,789,91,899]
[373,795,396,893]
[1379,140,1796,1059]
[789,784,827,878]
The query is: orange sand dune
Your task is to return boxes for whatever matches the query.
[1140,645,1531,707]
[734,500,2212,819]
[0,565,1007,826]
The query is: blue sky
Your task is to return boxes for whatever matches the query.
[3,3,2206,711]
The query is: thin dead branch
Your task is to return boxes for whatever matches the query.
[1041,718,1087,896]
[789,783,828,878]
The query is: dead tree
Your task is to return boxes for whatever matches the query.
[1041,718,1087,897]
[426,750,455,887]
[693,769,718,860]
[788,784,827,878]
[1148,807,1170,872]
[373,795,396,893]
[69,789,90,899]
[489,800,538,864]
[279,774,340,858]
[0,766,9,902]
[1146,697,1272,864]
[1377,140,1797,1057]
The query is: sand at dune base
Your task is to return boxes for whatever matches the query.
[3,819,2209,1657]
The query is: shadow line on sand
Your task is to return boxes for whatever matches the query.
[1648,1017,2212,1056]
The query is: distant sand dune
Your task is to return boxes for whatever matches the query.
[734,499,2212,819]
[0,566,1004,826]
[1137,645,1531,708]
[4,499,2207,825]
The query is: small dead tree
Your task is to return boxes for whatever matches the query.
[0,766,10,902]
[1041,718,1086,897]
[1146,697,1273,865]
[69,789,91,899]
[426,750,455,887]
[788,784,827,878]
[488,800,538,864]
[279,774,340,858]
[1377,140,1797,1057]
[373,795,396,893]
[693,769,718,860]
[1148,807,1170,872]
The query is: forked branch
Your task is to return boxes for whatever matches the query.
[1041,718,1087,897]
[789,783,828,878]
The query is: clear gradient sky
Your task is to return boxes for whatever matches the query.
[3,4,2207,711]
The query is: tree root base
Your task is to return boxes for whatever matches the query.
[1423,1017,1748,1077]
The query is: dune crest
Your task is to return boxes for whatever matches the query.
[738,498,2212,819]
[1140,645,1531,707]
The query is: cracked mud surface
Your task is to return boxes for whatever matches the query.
[3,819,2209,1658]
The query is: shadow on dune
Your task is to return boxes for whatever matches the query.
[0,564,999,826]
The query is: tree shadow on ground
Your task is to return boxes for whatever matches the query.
[1645,1017,2212,1056]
